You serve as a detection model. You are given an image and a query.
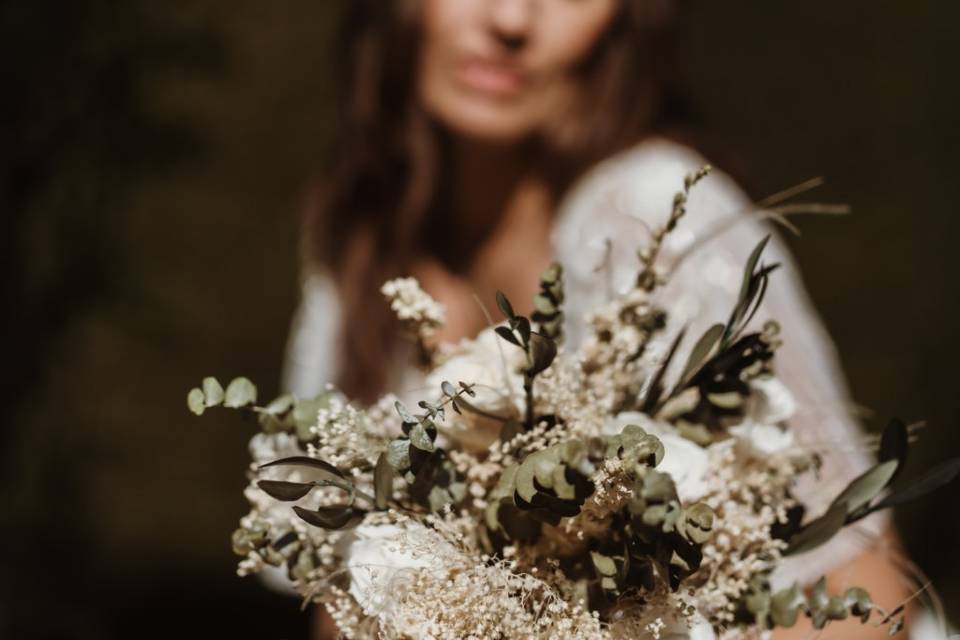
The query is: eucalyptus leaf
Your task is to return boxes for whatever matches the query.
[395,400,417,425]
[257,480,315,501]
[386,439,412,470]
[641,328,686,413]
[441,381,457,398]
[830,459,898,516]
[495,326,521,347]
[409,423,436,452]
[187,388,205,416]
[879,419,908,482]
[292,505,356,530]
[591,552,617,577]
[258,456,346,480]
[527,332,557,376]
[863,457,960,516]
[786,501,848,556]
[533,293,555,315]
[496,290,516,320]
[224,377,258,408]
[374,452,392,510]
[202,377,225,406]
[516,316,532,346]
[678,323,724,386]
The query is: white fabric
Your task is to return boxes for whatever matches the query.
[281,137,887,588]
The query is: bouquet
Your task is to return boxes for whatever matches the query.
[189,168,958,639]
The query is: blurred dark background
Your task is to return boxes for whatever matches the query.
[2,1,957,638]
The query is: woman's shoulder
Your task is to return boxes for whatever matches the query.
[556,136,750,233]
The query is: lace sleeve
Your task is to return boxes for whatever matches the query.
[281,268,343,397]
[552,138,888,586]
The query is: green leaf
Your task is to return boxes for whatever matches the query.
[771,584,802,628]
[394,400,416,425]
[591,551,617,577]
[879,419,908,482]
[224,377,258,408]
[864,457,960,516]
[257,480,315,501]
[641,328,686,413]
[258,456,345,480]
[386,439,412,470]
[515,457,538,503]
[202,377,225,407]
[527,332,557,376]
[516,316,532,346]
[532,293,555,315]
[496,290,516,320]
[678,323,724,385]
[292,505,356,530]
[262,394,295,416]
[440,381,457,398]
[187,388,205,416]
[374,452,392,510]
[409,423,436,452]
[495,326,521,347]
[786,501,848,556]
[830,460,898,515]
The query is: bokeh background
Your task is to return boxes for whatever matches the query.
[3,1,958,638]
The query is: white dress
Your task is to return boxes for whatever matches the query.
[282,137,888,591]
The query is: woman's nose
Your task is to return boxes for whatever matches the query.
[487,0,534,50]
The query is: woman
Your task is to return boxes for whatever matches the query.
[283,1,914,637]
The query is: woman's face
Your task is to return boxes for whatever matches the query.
[418,0,620,143]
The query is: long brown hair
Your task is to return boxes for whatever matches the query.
[305,0,685,402]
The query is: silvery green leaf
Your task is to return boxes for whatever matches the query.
[187,388,205,415]
[395,400,417,425]
[532,293,555,315]
[202,377,224,406]
[386,439,411,470]
[441,381,457,398]
[770,584,802,628]
[590,552,617,577]
[409,423,435,452]
[428,486,453,512]
[262,394,295,416]
[515,457,538,504]
[374,452,392,510]
[786,501,848,555]
[257,480,314,501]
[830,460,898,515]
[224,377,257,408]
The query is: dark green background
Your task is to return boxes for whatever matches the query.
[3,2,958,637]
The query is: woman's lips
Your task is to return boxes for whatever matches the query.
[455,58,528,97]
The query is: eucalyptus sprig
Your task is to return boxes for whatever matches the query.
[531,262,565,342]
[494,290,558,430]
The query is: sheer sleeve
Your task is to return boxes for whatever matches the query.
[281,267,343,397]
[552,138,888,587]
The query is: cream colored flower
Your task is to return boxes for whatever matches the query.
[426,325,526,452]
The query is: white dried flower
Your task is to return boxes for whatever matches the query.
[381,277,445,338]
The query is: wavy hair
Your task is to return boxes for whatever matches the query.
[304,0,685,402]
